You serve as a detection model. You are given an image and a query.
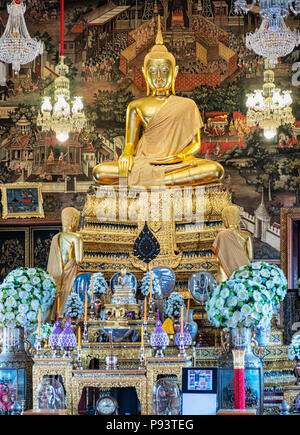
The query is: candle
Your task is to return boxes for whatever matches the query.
[91,274,94,302]
[141,325,144,348]
[84,294,87,321]
[57,296,60,316]
[109,331,113,356]
[149,272,153,300]
[78,327,81,348]
[144,297,147,321]
[180,305,184,335]
[38,307,41,338]
[187,298,190,323]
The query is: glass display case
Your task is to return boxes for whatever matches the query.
[152,377,181,415]
[36,376,66,410]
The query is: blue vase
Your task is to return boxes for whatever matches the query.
[186,309,198,342]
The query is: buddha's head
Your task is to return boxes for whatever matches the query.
[222,205,241,229]
[61,207,80,232]
[120,267,127,277]
[143,16,178,96]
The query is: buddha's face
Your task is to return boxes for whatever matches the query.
[144,59,178,94]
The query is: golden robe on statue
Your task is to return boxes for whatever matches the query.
[128,95,204,187]
[212,229,250,279]
[47,233,78,319]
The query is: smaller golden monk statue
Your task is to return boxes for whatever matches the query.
[212,205,253,283]
[47,207,83,318]
[93,16,224,187]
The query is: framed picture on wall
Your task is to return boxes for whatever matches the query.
[1,183,44,220]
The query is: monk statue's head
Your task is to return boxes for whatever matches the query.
[61,207,80,232]
[222,205,241,229]
[142,16,179,96]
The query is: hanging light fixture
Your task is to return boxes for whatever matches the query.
[246,60,294,139]
[37,0,86,143]
[246,17,300,67]
[234,0,300,29]
[0,0,43,73]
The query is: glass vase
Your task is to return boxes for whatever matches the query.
[0,327,34,411]
[218,327,264,415]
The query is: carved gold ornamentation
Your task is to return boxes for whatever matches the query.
[71,370,148,415]
[32,358,73,414]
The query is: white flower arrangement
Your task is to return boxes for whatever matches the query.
[206,262,287,329]
[231,262,287,306]
[0,267,57,329]
[206,281,273,329]
[164,291,185,318]
[88,272,108,296]
[63,292,84,319]
[141,271,161,298]
[288,335,300,360]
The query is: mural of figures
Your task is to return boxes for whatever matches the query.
[0,0,299,264]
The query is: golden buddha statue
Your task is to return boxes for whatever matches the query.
[212,205,253,283]
[47,207,83,318]
[93,17,224,188]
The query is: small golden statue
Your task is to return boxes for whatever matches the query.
[212,205,253,283]
[47,207,83,318]
[93,16,224,188]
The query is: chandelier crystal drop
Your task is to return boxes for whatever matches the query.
[246,61,294,139]
[37,57,87,143]
[246,17,300,66]
[0,0,43,72]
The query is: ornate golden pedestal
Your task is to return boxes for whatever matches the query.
[31,347,193,415]
[79,184,232,284]
[71,369,148,415]
[32,358,73,414]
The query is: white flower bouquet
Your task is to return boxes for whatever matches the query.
[141,271,161,298]
[288,335,300,361]
[206,262,287,329]
[231,262,288,307]
[0,267,57,329]
[164,291,185,318]
[88,273,108,296]
[206,280,273,329]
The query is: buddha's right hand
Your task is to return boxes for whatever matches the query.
[119,153,133,177]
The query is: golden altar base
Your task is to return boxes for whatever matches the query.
[79,183,232,282]
[32,352,192,415]
[31,343,296,415]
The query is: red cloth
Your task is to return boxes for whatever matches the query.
[234,369,246,410]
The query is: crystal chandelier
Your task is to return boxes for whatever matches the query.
[234,0,300,30]
[246,17,300,66]
[246,61,294,139]
[37,0,86,143]
[0,0,43,72]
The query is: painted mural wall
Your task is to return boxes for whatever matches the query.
[0,0,300,263]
